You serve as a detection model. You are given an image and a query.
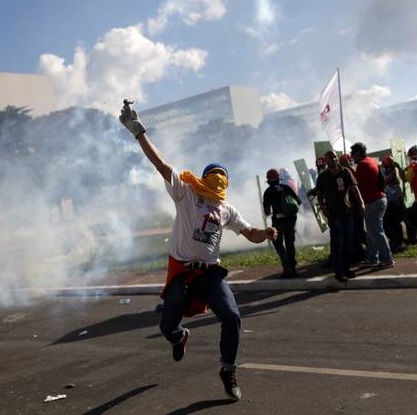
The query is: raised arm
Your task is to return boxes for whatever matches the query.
[136,133,173,182]
[119,100,173,182]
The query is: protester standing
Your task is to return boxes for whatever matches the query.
[381,156,407,253]
[316,150,365,281]
[403,145,417,243]
[339,154,367,263]
[350,142,395,268]
[263,168,302,278]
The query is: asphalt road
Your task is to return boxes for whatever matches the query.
[2,288,417,414]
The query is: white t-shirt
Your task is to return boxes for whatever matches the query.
[165,170,251,263]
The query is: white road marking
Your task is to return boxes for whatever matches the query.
[240,363,417,381]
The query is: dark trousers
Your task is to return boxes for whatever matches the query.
[160,270,241,370]
[328,212,353,276]
[351,211,366,263]
[405,202,417,242]
[272,217,297,269]
[383,196,405,251]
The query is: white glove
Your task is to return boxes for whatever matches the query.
[119,100,146,136]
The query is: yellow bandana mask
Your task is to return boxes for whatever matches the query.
[180,170,228,201]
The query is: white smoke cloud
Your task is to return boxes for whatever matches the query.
[261,91,301,113]
[0,107,172,306]
[360,53,393,76]
[342,84,392,149]
[352,84,391,110]
[147,0,226,35]
[255,0,278,26]
[39,25,208,115]
[38,47,88,109]
[356,0,417,58]
[243,0,281,53]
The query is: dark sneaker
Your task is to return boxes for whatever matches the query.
[360,260,379,267]
[344,270,357,279]
[335,274,348,282]
[172,329,189,362]
[280,267,293,278]
[219,367,241,401]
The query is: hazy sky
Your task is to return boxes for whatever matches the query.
[2,0,417,115]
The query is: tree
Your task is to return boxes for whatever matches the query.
[0,105,33,157]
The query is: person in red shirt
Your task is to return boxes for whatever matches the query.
[350,142,394,268]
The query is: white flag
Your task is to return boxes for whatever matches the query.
[319,69,343,144]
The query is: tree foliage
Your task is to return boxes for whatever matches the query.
[0,105,33,157]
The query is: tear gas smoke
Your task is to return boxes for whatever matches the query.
[1,97,416,307]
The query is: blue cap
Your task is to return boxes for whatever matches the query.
[202,163,229,178]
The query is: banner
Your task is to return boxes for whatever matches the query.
[319,69,343,145]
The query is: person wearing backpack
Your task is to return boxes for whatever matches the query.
[263,168,302,278]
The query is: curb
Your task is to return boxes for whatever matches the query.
[6,274,417,297]
[229,274,417,291]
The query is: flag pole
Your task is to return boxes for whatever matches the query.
[337,67,346,154]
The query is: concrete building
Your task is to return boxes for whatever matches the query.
[141,85,263,135]
[264,100,321,129]
[0,72,57,117]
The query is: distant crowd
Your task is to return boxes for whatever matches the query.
[263,143,417,281]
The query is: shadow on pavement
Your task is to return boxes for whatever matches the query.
[163,399,236,414]
[51,311,160,345]
[51,291,329,345]
[260,261,333,280]
[82,383,158,415]
[147,290,328,339]
[238,290,328,318]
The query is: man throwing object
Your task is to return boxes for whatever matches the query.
[119,100,277,401]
